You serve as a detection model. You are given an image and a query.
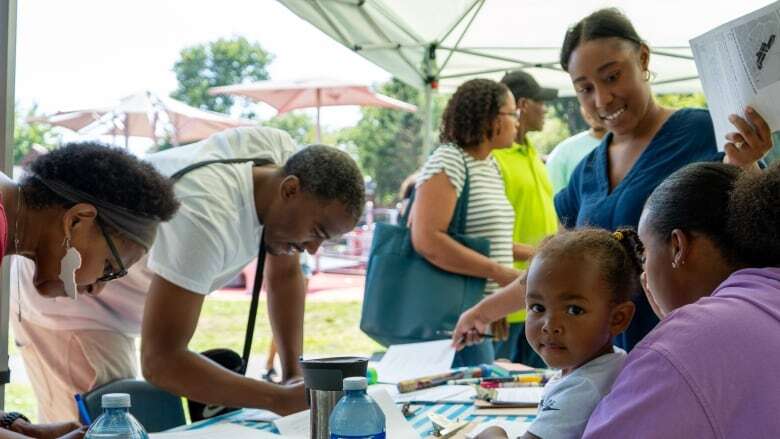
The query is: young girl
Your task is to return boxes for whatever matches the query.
[478,228,641,439]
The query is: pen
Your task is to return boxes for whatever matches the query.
[74,394,92,425]
[480,381,542,389]
[435,329,494,340]
[447,374,544,386]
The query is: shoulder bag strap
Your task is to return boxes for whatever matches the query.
[170,157,273,374]
[401,148,472,233]
[447,149,471,235]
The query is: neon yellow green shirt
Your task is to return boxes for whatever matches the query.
[493,138,559,323]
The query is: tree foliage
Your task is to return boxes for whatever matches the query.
[171,37,273,114]
[13,104,59,165]
[338,79,445,206]
[264,112,316,145]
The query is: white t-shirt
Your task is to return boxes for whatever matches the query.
[527,347,626,439]
[11,126,297,334]
[416,144,515,294]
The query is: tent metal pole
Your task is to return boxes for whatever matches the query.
[436,0,485,75]
[0,0,17,410]
[437,0,482,44]
[439,66,536,80]
[651,75,700,86]
[311,0,354,47]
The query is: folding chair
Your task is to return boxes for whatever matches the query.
[82,378,186,433]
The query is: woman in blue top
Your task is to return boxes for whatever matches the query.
[451,8,774,353]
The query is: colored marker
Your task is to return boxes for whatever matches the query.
[448,374,545,386]
[397,365,489,393]
[74,394,92,425]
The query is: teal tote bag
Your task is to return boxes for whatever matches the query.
[360,158,490,346]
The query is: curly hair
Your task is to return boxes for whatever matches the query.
[532,228,644,302]
[439,79,510,149]
[21,142,179,222]
[282,144,365,222]
[728,161,780,267]
[560,8,644,71]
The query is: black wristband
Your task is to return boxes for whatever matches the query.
[0,412,30,430]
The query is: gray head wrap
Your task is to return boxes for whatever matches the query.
[32,175,159,250]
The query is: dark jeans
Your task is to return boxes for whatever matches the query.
[494,322,547,368]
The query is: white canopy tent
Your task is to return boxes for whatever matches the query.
[277,0,773,152]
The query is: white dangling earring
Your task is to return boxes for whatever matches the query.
[58,238,82,300]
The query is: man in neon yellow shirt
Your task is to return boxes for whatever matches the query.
[493,70,559,367]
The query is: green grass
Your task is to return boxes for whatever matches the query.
[5,297,381,422]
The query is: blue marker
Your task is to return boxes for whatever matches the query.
[74,394,92,425]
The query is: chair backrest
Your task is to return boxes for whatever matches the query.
[83,379,186,433]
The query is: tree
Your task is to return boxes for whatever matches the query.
[14,104,59,165]
[338,79,445,206]
[171,37,273,114]
[656,93,707,109]
[264,112,316,145]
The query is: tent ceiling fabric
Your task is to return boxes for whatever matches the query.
[278,0,773,95]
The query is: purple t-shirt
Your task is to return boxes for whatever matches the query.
[583,267,780,438]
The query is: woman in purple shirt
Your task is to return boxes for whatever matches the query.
[583,162,780,438]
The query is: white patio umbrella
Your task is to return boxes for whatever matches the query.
[209,78,417,142]
[30,91,256,147]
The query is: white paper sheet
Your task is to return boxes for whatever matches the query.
[374,340,456,384]
[393,384,476,404]
[466,420,532,439]
[149,423,281,438]
[367,388,423,439]
[273,409,310,437]
[691,1,780,151]
[491,387,544,405]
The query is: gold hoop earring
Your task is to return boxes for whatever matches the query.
[644,70,651,82]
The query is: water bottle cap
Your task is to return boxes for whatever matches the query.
[343,376,367,390]
[101,393,132,408]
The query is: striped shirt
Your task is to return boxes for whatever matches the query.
[416,144,515,294]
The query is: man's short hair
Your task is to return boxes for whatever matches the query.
[283,145,365,222]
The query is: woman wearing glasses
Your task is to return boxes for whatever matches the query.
[409,78,520,367]
[0,141,178,438]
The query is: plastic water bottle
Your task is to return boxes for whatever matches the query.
[329,377,386,439]
[85,393,148,439]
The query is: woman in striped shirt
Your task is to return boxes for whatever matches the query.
[410,78,521,366]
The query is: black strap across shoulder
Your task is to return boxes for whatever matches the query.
[171,157,272,373]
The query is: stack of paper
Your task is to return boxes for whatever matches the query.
[374,339,456,384]
[491,387,544,406]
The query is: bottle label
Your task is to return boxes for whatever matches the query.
[330,434,386,439]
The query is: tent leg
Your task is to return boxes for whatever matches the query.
[420,83,435,165]
[0,0,18,410]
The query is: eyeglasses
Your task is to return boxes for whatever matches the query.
[498,111,519,119]
[96,221,128,283]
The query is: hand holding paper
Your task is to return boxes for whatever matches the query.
[723,106,774,169]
